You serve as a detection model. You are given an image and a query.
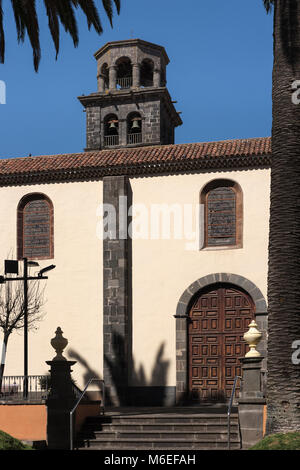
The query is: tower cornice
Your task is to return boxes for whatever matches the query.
[94,39,170,65]
[78,87,183,127]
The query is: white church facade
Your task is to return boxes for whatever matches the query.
[0,40,271,407]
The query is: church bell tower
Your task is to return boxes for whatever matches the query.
[79,39,182,150]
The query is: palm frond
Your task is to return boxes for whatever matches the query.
[24,0,41,71]
[73,0,103,33]
[11,0,26,42]
[11,0,41,71]
[43,0,60,59]
[113,0,121,15]
[53,0,79,47]
[102,0,113,26]
[9,0,121,71]
[263,0,274,13]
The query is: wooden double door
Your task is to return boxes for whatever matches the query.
[188,284,255,402]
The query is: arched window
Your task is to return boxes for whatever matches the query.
[127,112,142,145]
[116,57,132,89]
[104,114,119,147]
[140,59,154,87]
[17,194,54,260]
[201,179,243,249]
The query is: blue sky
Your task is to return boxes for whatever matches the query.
[0,1,273,158]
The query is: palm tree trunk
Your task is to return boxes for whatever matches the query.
[267,0,300,433]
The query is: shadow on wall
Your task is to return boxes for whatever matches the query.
[67,348,103,387]
[67,334,170,407]
[67,348,105,404]
[104,332,170,407]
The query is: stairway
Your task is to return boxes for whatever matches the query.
[75,407,241,450]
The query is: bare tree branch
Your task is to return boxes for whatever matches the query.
[0,279,46,340]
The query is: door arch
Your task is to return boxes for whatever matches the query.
[188,283,255,402]
[174,274,267,404]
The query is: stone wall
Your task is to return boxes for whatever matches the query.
[0,404,47,442]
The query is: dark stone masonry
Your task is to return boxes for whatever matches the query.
[103,176,132,406]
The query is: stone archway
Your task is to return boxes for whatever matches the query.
[174,273,267,404]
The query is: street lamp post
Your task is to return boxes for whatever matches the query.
[23,257,28,399]
[23,258,40,399]
[1,258,56,399]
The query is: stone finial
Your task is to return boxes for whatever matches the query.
[50,327,68,361]
[243,320,262,358]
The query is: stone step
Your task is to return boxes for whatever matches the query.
[85,414,238,425]
[76,409,241,451]
[82,422,239,432]
[82,431,239,440]
[79,438,241,450]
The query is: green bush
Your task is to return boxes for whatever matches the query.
[250,432,300,450]
[0,430,33,450]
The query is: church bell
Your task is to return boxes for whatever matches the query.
[131,119,140,130]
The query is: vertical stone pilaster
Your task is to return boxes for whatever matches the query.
[132,63,140,88]
[119,118,127,147]
[98,74,105,93]
[109,66,117,90]
[153,68,161,87]
[85,106,101,151]
[103,176,132,406]
[174,315,189,404]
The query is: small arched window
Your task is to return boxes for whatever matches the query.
[201,179,243,249]
[17,193,54,260]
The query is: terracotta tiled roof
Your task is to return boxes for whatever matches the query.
[0,137,271,186]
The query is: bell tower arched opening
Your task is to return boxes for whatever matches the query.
[104,114,119,147]
[140,59,154,87]
[116,57,133,89]
[127,112,142,145]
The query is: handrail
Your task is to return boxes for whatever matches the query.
[227,375,242,450]
[69,378,105,451]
